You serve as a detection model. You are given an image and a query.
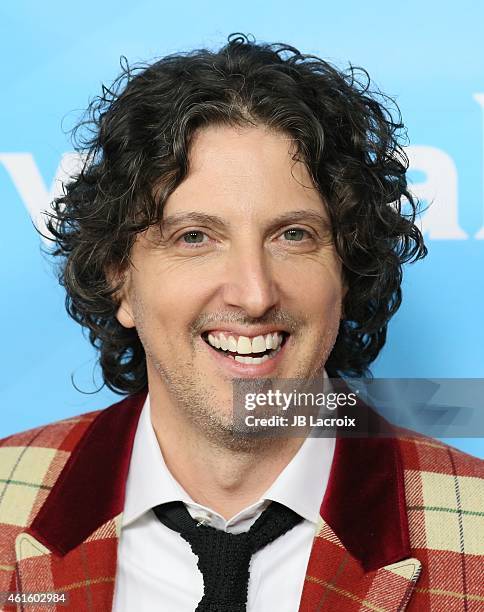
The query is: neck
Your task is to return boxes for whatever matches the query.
[149,386,305,520]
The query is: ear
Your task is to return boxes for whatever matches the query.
[106,265,136,329]
[116,295,136,329]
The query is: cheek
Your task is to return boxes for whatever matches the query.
[284,256,344,312]
[311,289,343,340]
[130,270,209,340]
[295,279,344,353]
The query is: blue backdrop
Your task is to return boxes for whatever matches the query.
[1,1,483,457]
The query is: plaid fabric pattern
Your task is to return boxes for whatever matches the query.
[0,411,110,611]
[300,433,484,611]
[0,401,483,611]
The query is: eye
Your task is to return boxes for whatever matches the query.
[281,228,312,242]
[179,231,208,245]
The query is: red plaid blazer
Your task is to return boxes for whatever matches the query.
[0,391,483,611]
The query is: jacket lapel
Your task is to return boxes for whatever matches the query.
[14,392,146,610]
[299,420,422,611]
[15,518,121,610]
[299,518,421,612]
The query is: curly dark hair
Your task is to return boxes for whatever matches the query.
[46,33,427,395]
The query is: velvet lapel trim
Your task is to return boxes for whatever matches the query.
[28,391,147,556]
[28,388,410,572]
[320,398,411,572]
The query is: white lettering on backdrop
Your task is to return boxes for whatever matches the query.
[0,152,84,242]
[473,93,484,239]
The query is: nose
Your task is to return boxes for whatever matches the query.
[221,242,279,318]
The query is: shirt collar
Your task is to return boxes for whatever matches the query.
[262,433,335,524]
[122,375,335,527]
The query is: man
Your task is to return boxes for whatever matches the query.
[0,34,482,611]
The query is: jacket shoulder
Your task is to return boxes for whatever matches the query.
[397,429,484,478]
[0,408,102,453]
[396,434,484,609]
[398,431,483,557]
[0,405,114,541]
[0,405,110,592]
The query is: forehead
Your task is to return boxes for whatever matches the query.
[162,124,328,222]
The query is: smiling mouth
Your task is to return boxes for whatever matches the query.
[201,331,289,364]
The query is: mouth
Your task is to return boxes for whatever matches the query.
[201,330,290,366]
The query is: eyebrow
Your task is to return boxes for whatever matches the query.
[159,210,332,234]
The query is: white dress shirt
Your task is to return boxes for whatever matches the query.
[112,392,335,612]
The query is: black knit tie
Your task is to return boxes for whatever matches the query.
[153,500,303,611]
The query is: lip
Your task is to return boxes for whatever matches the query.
[201,334,290,378]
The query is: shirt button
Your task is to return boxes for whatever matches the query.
[194,513,210,526]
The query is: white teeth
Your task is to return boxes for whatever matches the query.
[233,349,281,364]
[234,355,263,364]
[219,333,228,351]
[237,336,252,354]
[251,335,266,353]
[206,331,285,353]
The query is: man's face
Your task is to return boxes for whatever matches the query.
[116,124,346,446]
